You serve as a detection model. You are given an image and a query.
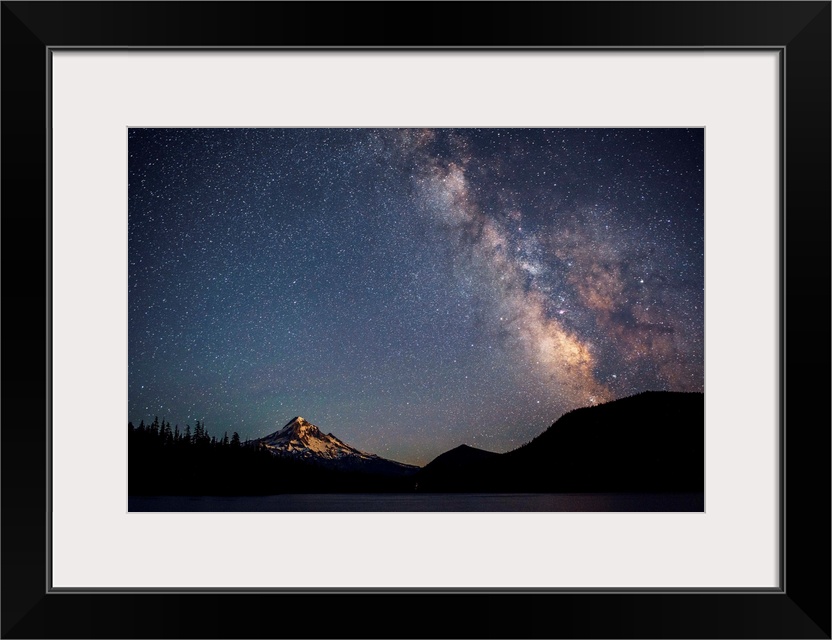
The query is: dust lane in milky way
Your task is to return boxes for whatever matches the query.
[128,128,704,465]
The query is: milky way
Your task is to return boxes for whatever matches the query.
[129,128,703,465]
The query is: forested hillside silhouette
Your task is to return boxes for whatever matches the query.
[415,391,704,493]
[128,418,414,495]
[129,391,703,496]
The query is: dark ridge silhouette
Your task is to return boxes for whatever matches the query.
[416,391,704,493]
[505,390,704,492]
[128,391,703,497]
[415,444,500,491]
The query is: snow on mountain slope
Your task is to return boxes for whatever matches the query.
[254,417,418,474]
[257,416,376,461]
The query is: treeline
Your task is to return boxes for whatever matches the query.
[130,417,243,451]
[128,417,414,496]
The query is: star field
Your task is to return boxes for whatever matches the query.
[129,128,704,465]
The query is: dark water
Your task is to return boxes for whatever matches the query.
[129,492,703,512]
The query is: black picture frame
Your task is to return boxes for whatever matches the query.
[2,2,829,638]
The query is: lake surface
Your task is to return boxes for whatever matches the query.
[129,492,704,512]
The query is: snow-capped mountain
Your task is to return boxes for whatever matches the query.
[254,417,418,475]
[257,416,376,461]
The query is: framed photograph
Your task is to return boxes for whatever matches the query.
[3,2,829,638]
[125,125,706,515]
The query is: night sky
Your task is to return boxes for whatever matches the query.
[128,128,703,465]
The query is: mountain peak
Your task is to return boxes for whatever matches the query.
[255,417,418,474]
[260,416,372,462]
[280,416,318,436]
[451,444,477,453]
